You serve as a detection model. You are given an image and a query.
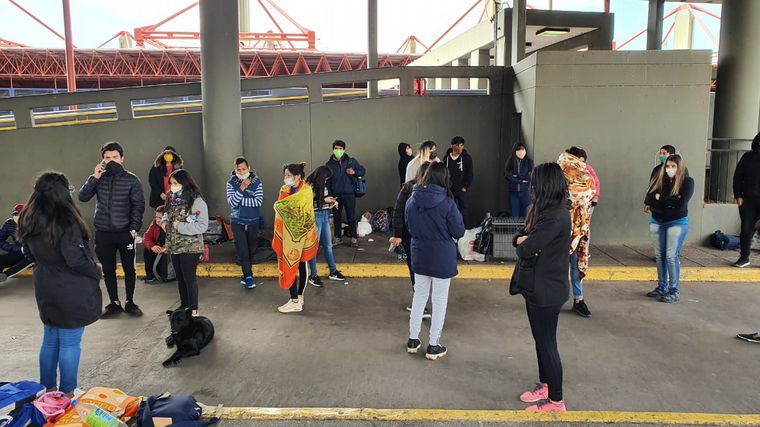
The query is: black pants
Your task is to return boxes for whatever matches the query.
[96,231,136,303]
[525,300,563,402]
[231,222,259,277]
[144,248,158,279]
[172,253,200,310]
[333,195,357,238]
[739,197,760,260]
[0,252,32,277]
[289,262,308,299]
[453,189,469,228]
[402,232,414,289]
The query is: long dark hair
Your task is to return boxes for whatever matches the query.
[420,162,454,198]
[17,171,90,246]
[305,165,332,198]
[505,143,530,175]
[166,169,202,210]
[524,163,568,232]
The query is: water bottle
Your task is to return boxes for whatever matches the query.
[71,401,127,427]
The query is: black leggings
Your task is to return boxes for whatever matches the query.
[172,253,200,310]
[289,262,308,299]
[526,301,563,402]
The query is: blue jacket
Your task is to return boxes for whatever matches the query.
[405,185,465,279]
[506,158,534,193]
[326,154,366,197]
[0,218,21,254]
[227,172,264,225]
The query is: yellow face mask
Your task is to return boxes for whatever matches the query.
[163,153,174,163]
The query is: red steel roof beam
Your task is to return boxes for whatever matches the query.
[8,0,75,47]
[425,0,481,53]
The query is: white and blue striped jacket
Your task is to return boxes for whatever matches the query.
[226,172,263,225]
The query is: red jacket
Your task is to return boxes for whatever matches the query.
[142,221,165,250]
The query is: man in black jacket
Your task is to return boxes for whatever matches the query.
[326,140,365,248]
[444,136,474,228]
[79,141,145,317]
[732,132,760,268]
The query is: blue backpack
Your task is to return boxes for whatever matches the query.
[137,394,218,427]
[710,230,740,251]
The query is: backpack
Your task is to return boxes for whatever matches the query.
[371,208,390,233]
[137,394,218,427]
[203,217,232,245]
[710,230,740,251]
[474,215,494,255]
[153,252,176,282]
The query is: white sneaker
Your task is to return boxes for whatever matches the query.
[278,299,302,313]
[298,295,305,306]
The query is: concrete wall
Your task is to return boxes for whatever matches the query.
[512,50,713,244]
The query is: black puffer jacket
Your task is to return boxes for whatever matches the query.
[23,224,102,329]
[79,168,145,232]
[733,141,760,199]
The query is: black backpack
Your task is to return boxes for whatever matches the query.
[710,230,740,251]
[474,216,494,255]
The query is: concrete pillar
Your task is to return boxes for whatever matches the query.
[470,49,490,90]
[710,0,760,201]
[200,0,243,214]
[367,0,378,98]
[510,0,526,65]
[646,0,664,50]
[238,0,250,32]
[451,58,469,90]
[673,7,694,50]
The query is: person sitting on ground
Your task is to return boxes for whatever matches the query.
[644,154,694,303]
[0,204,34,282]
[405,140,438,183]
[397,142,414,187]
[405,162,465,361]
[306,165,345,287]
[732,132,760,268]
[273,163,318,313]
[142,206,167,283]
[148,146,183,209]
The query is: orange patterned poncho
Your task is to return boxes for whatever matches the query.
[272,182,318,289]
[558,152,597,280]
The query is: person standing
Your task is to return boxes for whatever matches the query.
[511,163,571,412]
[18,172,102,397]
[397,142,414,187]
[162,170,208,316]
[645,154,694,303]
[226,157,264,289]
[645,145,688,214]
[405,163,465,360]
[505,144,534,218]
[148,146,183,209]
[326,140,365,248]
[444,136,474,228]
[79,141,145,318]
[405,140,438,183]
[558,147,596,318]
[142,206,166,283]
[0,203,34,282]
[273,163,318,313]
[732,132,760,268]
[305,166,345,287]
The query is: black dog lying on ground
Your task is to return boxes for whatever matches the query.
[163,308,215,367]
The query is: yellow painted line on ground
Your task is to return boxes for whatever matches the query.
[202,406,760,425]
[14,263,760,282]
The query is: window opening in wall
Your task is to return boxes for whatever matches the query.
[132,96,202,119]
[241,88,307,109]
[31,102,117,128]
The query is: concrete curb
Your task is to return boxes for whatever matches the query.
[15,263,760,282]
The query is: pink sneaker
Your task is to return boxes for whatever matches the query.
[519,383,548,403]
[526,399,566,412]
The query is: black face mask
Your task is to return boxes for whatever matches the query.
[104,161,124,176]
[429,152,437,160]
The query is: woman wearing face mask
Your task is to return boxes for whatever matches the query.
[405,140,439,182]
[505,144,534,218]
[273,163,318,313]
[148,146,183,209]
[398,142,414,187]
[644,154,694,303]
[162,170,208,316]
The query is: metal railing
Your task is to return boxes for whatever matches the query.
[705,138,753,203]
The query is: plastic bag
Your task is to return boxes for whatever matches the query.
[458,227,485,262]
[357,218,373,237]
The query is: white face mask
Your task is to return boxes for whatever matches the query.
[284,177,295,187]
[665,168,677,178]
[236,172,250,181]
[516,150,526,160]
[170,184,183,194]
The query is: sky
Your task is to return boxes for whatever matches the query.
[0,0,722,54]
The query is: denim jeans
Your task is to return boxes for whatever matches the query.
[569,251,583,300]
[39,325,85,393]
[509,191,531,218]
[308,210,337,276]
[649,220,688,295]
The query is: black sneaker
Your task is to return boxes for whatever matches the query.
[407,338,421,354]
[572,300,591,318]
[737,332,760,343]
[309,276,324,287]
[734,258,750,268]
[328,270,346,281]
[646,287,667,298]
[101,303,124,318]
[406,304,413,312]
[124,301,143,317]
[422,308,432,319]
[425,344,448,360]
[143,276,156,283]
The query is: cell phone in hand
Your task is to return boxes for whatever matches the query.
[388,243,395,252]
